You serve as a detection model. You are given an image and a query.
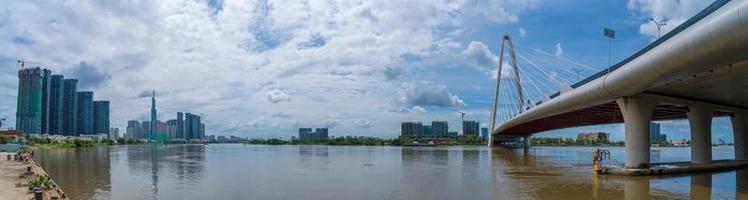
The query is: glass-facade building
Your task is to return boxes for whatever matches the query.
[16,68,48,134]
[77,91,94,135]
[62,79,78,136]
[93,101,110,134]
[15,67,110,136]
[48,75,65,134]
[184,113,202,140]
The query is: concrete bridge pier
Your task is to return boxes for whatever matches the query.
[687,106,714,164]
[617,96,655,169]
[731,113,748,161]
[523,135,530,149]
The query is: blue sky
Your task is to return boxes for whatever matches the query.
[0,0,733,142]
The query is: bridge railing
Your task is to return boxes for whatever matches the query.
[534,0,730,107]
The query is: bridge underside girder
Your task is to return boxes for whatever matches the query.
[499,101,732,136]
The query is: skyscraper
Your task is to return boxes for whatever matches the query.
[166,119,178,139]
[93,101,110,134]
[62,79,78,136]
[150,90,156,139]
[48,75,64,135]
[40,69,51,134]
[184,113,201,140]
[176,112,184,139]
[141,121,151,139]
[77,91,94,135]
[16,67,47,134]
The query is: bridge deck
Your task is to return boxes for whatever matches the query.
[500,100,732,136]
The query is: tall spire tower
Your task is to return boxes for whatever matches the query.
[150,90,156,139]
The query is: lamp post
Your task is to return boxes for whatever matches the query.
[650,18,667,38]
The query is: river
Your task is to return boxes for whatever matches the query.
[34,144,747,200]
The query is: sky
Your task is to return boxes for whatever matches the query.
[0,0,734,142]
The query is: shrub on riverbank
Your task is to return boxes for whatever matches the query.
[22,175,53,191]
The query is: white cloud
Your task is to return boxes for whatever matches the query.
[463,41,515,80]
[324,119,338,128]
[411,106,427,114]
[518,27,526,38]
[398,81,465,108]
[0,0,534,138]
[627,0,711,38]
[554,43,563,57]
[354,119,373,128]
[266,89,290,103]
[462,0,536,24]
[463,41,498,69]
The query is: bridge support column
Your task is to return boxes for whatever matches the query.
[687,106,713,164]
[617,96,655,169]
[731,113,748,161]
[523,136,530,149]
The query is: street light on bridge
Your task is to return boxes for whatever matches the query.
[650,18,667,38]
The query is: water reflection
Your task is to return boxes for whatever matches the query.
[36,147,111,199]
[33,145,748,200]
[738,169,748,200]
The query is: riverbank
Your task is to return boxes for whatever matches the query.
[0,152,67,199]
[0,152,32,199]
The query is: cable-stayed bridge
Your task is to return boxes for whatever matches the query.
[488,0,748,169]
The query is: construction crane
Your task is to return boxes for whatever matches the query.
[17,58,44,69]
[453,109,467,122]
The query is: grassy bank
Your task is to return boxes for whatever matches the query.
[29,137,145,150]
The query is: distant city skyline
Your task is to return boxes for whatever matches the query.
[0,1,738,142]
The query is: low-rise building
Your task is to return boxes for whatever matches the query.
[576,132,609,143]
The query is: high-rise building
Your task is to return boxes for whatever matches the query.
[16,68,47,134]
[200,123,205,140]
[77,91,94,135]
[400,122,423,137]
[314,128,327,140]
[156,120,167,136]
[40,69,51,134]
[462,121,480,136]
[481,127,489,141]
[141,121,151,139]
[48,75,64,135]
[150,90,156,139]
[93,101,110,134]
[184,113,201,140]
[127,120,142,139]
[62,79,78,136]
[109,127,119,140]
[166,119,178,139]
[431,121,448,137]
[422,125,432,137]
[650,122,667,143]
[176,112,184,139]
[298,128,328,141]
[299,128,312,140]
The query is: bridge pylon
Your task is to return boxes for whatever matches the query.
[489,33,525,147]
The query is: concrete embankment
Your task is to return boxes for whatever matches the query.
[0,152,66,199]
[601,159,748,176]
